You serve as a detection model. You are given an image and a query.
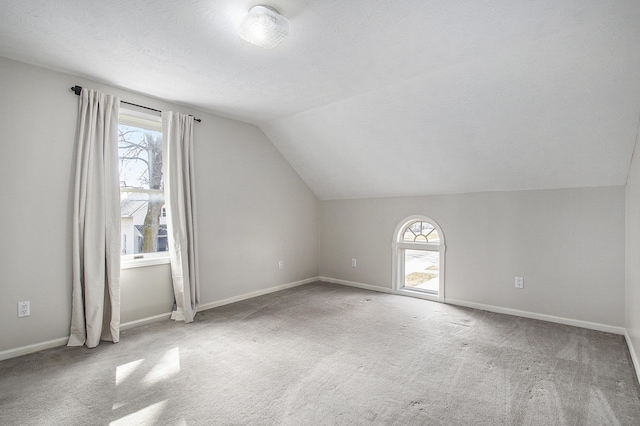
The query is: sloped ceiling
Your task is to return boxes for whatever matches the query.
[1,0,640,199]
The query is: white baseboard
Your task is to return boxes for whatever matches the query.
[318,278,624,335]
[0,314,173,362]
[198,277,318,312]
[2,277,631,365]
[0,277,319,362]
[446,298,626,335]
[625,330,640,382]
[121,313,172,331]
[0,336,69,362]
[318,276,393,294]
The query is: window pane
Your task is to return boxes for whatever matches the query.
[403,249,439,293]
[402,220,440,243]
[118,117,166,257]
[120,191,167,255]
[118,124,163,191]
[421,222,434,235]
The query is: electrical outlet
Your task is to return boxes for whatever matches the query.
[352,258,357,267]
[278,260,284,269]
[515,277,524,289]
[18,301,30,317]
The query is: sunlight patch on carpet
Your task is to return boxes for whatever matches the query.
[109,400,168,426]
[115,359,144,386]
[143,347,181,386]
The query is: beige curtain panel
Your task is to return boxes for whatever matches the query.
[163,111,200,323]
[68,88,121,348]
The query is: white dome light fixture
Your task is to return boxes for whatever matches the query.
[239,5,289,49]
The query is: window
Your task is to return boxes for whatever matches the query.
[118,107,168,267]
[392,216,445,302]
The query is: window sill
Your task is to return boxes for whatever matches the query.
[395,288,443,303]
[121,256,170,270]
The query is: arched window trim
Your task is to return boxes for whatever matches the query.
[392,215,446,303]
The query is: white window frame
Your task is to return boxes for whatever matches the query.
[121,251,170,269]
[119,106,170,270]
[392,215,446,303]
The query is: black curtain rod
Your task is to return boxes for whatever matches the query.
[71,85,201,123]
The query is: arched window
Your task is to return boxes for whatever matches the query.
[392,216,445,302]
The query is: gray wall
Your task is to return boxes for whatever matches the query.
[0,57,319,352]
[320,187,626,327]
[120,264,174,323]
[0,54,633,357]
[626,131,640,363]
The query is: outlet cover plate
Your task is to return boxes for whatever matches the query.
[515,277,524,289]
[18,301,30,317]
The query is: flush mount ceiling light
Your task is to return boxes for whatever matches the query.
[239,5,289,49]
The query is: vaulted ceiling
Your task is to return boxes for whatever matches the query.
[2,0,640,199]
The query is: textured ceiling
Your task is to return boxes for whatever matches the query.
[1,0,640,199]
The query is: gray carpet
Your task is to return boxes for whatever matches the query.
[1,282,639,425]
